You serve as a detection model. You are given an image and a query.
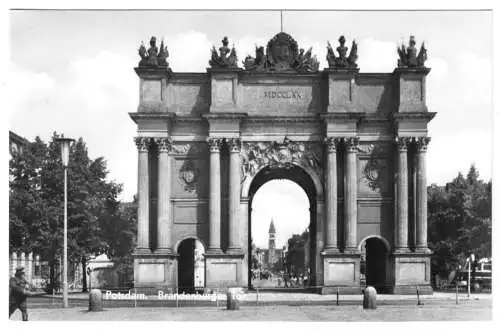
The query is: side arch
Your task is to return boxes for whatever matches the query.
[357,235,391,252]
[174,236,206,254]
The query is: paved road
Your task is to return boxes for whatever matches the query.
[10,300,492,321]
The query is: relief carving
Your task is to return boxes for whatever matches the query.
[240,137,323,182]
[362,159,388,192]
[171,143,203,155]
[179,160,200,193]
[357,142,391,155]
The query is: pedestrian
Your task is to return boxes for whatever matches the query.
[9,267,33,321]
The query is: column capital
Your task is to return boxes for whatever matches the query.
[343,136,359,152]
[207,137,223,152]
[324,137,342,153]
[154,137,173,153]
[395,136,412,152]
[134,137,151,152]
[227,138,242,153]
[415,136,431,152]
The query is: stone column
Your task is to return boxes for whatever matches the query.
[155,137,173,253]
[344,137,359,252]
[395,137,411,252]
[416,137,431,251]
[135,137,151,252]
[227,138,242,253]
[208,138,223,253]
[324,137,340,252]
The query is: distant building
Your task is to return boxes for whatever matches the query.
[9,131,30,156]
[262,219,283,269]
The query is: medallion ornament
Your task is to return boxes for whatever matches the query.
[179,160,199,193]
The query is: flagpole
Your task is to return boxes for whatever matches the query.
[281,10,283,32]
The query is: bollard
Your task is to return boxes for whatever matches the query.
[226,288,240,310]
[363,286,377,310]
[417,286,422,305]
[336,287,339,306]
[88,289,103,311]
[456,284,459,304]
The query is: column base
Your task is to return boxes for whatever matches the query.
[133,253,178,291]
[393,247,412,254]
[322,252,361,287]
[206,248,224,255]
[226,248,245,256]
[321,246,340,255]
[393,251,432,295]
[414,247,433,254]
[205,253,246,289]
[133,248,153,255]
[154,248,174,255]
[343,248,361,255]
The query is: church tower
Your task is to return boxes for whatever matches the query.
[268,218,276,265]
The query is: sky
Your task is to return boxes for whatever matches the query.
[6,9,494,249]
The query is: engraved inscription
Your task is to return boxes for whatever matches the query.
[263,91,303,99]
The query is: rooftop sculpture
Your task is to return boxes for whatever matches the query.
[209,36,239,69]
[243,32,319,73]
[397,35,428,68]
[138,36,172,71]
[326,35,358,69]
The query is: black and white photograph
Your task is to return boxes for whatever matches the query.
[5,1,496,325]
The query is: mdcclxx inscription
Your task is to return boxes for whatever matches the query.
[263,91,303,99]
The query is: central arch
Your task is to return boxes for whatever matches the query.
[246,164,319,290]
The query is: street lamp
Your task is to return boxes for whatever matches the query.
[55,135,74,308]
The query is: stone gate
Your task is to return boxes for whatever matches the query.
[130,32,435,294]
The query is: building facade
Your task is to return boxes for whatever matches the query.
[130,32,434,294]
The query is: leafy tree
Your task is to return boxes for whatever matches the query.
[428,164,492,282]
[285,230,309,275]
[9,133,137,291]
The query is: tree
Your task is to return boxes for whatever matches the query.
[9,133,135,291]
[285,230,309,276]
[428,164,492,282]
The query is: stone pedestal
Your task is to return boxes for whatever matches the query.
[392,252,432,294]
[321,252,361,294]
[133,253,178,291]
[204,253,246,289]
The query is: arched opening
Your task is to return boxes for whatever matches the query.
[177,238,205,293]
[360,237,390,293]
[247,165,317,290]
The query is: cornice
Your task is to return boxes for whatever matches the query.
[393,67,431,76]
[202,112,248,121]
[129,112,176,124]
[243,115,320,123]
[321,112,365,121]
[392,112,436,122]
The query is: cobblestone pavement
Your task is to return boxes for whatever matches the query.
[10,298,491,321]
